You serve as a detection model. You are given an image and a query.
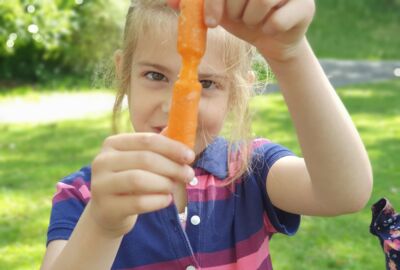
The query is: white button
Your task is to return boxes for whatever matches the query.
[190,215,201,225]
[186,266,196,270]
[189,177,198,186]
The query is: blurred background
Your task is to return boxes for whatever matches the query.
[0,0,127,84]
[0,0,399,269]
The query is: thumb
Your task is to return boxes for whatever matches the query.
[160,127,169,136]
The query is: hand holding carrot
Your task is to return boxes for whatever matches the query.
[167,0,315,63]
[88,133,195,238]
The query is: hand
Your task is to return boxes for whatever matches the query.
[88,132,195,238]
[167,0,315,62]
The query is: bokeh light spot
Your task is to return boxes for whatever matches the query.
[27,24,39,34]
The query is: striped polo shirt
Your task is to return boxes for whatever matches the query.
[47,137,300,269]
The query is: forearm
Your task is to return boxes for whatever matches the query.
[262,38,373,208]
[48,202,124,270]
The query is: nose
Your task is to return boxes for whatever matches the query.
[161,96,172,113]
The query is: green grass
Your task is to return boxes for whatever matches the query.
[0,74,113,98]
[251,79,400,269]
[308,0,400,59]
[1,80,399,269]
[0,117,112,269]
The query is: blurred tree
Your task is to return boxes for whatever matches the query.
[0,0,127,82]
[62,0,128,76]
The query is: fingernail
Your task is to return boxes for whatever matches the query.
[184,149,195,162]
[205,16,217,27]
[186,166,195,181]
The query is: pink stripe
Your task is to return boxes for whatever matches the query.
[79,184,91,201]
[187,174,236,202]
[123,226,271,270]
[187,185,232,202]
[198,225,270,267]
[53,177,91,204]
[263,212,278,234]
[122,256,196,270]
[252,138,270,149]
[201,235,271,270]
[189,139,273,193]
[187,175,229,191]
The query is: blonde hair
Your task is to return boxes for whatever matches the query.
[112,0,257,184]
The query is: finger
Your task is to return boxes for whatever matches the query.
[160,127,168,135]
[102,133,195,164]
[226,0,247,21]
[113,194,173,217]
[95,151,194,184]
[107,170,175,195]
[204,0,225,27]
[242,0,282,26]
[262,0,315,35]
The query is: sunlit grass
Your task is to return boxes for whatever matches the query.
[309,0,400,59]
[251,79,400,269]
[0,79,399,269]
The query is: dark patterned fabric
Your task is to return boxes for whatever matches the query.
[370,198,400,270]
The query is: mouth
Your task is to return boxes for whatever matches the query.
[153,126,166,134]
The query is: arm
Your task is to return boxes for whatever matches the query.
[41,202,124,270]
[41,133,195,270]
[195,0,372,216]
[264,39,372,216]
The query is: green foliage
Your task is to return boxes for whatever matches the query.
[61,1,128,74]
[0,0,127,82]
[1,0,399,84]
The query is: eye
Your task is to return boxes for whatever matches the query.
[145,71,167,82]
[200,80,216,90]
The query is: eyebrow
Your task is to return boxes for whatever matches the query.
[136,61,227,80]
[135,62,171,74]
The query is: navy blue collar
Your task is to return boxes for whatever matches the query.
[193,137,229,179]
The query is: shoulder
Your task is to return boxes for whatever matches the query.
[59,165,92,185]
[226,137,295,181]
[52,165,92,205]
[249,138,296,167]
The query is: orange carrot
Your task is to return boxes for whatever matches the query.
[165,0,207,150]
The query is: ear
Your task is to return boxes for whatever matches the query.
[114,49,123,80]
[247,70,256,84]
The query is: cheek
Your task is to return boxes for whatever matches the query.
[129,93,150,131]
[198,97,228,135]
[129,102,142,131]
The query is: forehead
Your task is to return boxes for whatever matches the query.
[132,21,226,74]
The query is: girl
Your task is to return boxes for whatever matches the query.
[41,0,373,269]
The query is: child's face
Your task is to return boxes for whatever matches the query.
[129,28,230,155]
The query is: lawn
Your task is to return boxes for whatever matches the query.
[308,0,400,59]
[0,79,399,269]
[251,79,400,269]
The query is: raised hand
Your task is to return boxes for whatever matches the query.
[88,133,195,238]
[167,0,316,62]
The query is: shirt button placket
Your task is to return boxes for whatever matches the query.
[190,215,201,226]
[186,175,201,269]
[188,177,201,226]
[189,177,198,186]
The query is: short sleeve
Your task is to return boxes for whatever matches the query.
[251,138,300,236]
[46,166,92,246]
